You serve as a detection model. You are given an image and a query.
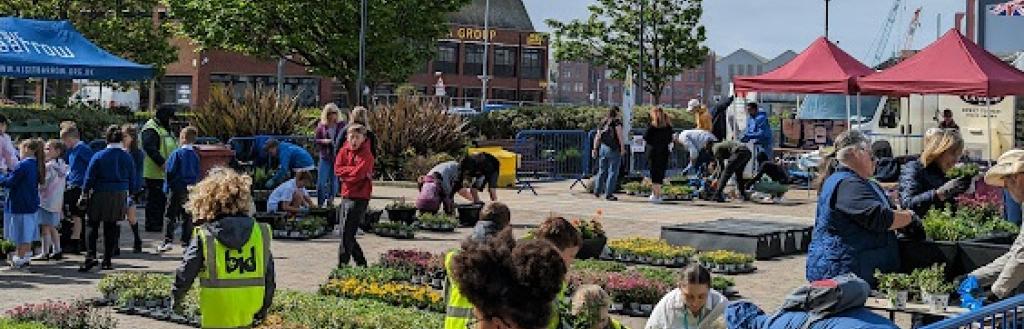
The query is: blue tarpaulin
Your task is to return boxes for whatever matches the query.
[797,94,882,121]
[0,17,152,80]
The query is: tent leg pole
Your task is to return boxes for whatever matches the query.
[42,78,47,108]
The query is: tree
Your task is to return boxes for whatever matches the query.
[164,0,469,104]
[547,0,707,104]
[0,0,178,77]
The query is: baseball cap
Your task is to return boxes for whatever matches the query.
[686,99,700,112]
[985,150,1024,187]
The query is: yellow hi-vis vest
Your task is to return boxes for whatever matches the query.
[444,250,474,329]
[197,223,271,329]
[141,119,177,180]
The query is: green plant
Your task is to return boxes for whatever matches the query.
[633,266,677,287]
[417,213,457,226]
[874,270,914,293]
[4,300,117,329]
[400,151,455,182]
[294,216,328,236]
[914,264,954,295]
[0,104,127,141]
[711,277,735,292]
[0,319,53,329]
[190,85,311,141]
[368,97,467,180]
[266,290,444,329]
[572,260,627,273]
[947,163,980,179]
[662,185,693,198]
[0,239,15,254]
[320,278,444,312]
[923,205,1019,241]
[571,210,606,240]
[328,266,413,283]
[386,199,416,211]
[622,181,643,194]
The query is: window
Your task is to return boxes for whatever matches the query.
[521,49,543,79]
[605,70,612,79]
[519,90,542,102]
[879,98,901,128]
[464,44,484,76]
[158,76,193,106]
[435,42,458,74]
[494,48,515,78]
[737,66,744,76]
[493,89,516,101]
[563,70,571,79]
[574,82,584,93]
[757,66,764,74]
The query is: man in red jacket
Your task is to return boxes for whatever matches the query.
[334,124,374,267]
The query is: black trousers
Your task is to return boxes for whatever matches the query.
[752,162,790,184]
[646,145,670,184]
[338,199,368,267]
[86,220,118,264]
[164,189,193,244]
[144,178,166,232]
[715,150,753,199]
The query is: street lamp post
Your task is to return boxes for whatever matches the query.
[479,0,491,112]
[357,0,367,106]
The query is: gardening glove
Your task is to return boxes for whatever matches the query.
[937,177,971,201]
[958,275,984,310]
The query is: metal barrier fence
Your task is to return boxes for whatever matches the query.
[919,294,1024,329]
[513,130,592,182]
[622,128,692,178]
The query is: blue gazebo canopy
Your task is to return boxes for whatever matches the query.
[0,17,152,80]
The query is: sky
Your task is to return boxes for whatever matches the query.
[522,0,966,65]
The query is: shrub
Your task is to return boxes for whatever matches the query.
[0,104,126,141]
[400,151,455,181]
[368,97,467,179]
[190,85,312,141]
[467,105,695,139]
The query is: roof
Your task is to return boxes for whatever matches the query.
[766,51,798,69]
[733,37,873,94]
[449,0,535,31]
[858,29,1024,97]
[719,48,768,63]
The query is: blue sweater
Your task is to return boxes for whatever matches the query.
[84,146,139,194]
[270,142,314,184]
[741,111,774,158]
[165,145,200,193]
[0,158,40,214]
[130,148,145,193]
[67,141,94,188]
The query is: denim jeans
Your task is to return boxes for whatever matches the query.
[593,144,622,198]
[317,157,339,207]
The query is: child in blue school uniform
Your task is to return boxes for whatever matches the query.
[2,139,45,269]
[157,127,201,253]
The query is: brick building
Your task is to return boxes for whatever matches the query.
[553,52,716,107]
[406,0,548,109]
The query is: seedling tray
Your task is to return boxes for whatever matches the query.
[662,223,782,260]
[958,233,1015,276]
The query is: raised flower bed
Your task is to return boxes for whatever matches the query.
[697,250,756,274]
[416,213,458,232]
[605,237,696,267]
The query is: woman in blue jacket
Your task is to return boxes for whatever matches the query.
[78,125,139,272]
[899,128,971,217]
[806,131,914,287]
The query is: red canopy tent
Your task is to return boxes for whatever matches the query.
[733,37,874,95]
[857,29,1024,97]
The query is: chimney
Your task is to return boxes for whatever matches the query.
[955,12,965,33]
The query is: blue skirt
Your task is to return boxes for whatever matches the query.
[36,209,61,227]
[3,211,39,244]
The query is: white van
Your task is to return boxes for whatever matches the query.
[68,83,141,111]
[854,94,1023,161]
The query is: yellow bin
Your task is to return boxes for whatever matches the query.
[468,147,518,187]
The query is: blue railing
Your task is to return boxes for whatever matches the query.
[919,294,1024,329]
[513,130,592,181]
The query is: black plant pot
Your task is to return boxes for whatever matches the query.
[387,208,418,225]
[576,236,607,260]
[457,204,483,227]
[361,210,383,232]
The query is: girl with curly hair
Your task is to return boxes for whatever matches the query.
[452,230,567,329]
[170,168,276,329]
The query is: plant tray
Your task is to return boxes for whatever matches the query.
[386,208,418,225]
[272,228,328,240]
[662,195,694,201]
[958,233,1015,277]
[415,223,457,232]
[662,220,802,260]
[710,266,757,275]
[373,230,416,240]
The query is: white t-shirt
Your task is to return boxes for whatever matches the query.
[267,179,308,213]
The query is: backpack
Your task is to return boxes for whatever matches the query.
[770,273,870,329]
[598,119,620,147]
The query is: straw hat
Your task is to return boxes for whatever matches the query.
[985,150,1024,187]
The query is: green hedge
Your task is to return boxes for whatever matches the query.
[467,105,696,139]
[0,104,130,141]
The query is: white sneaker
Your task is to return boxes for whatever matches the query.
[649,195,664,204]
[156,242,174,253]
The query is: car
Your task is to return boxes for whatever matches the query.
[447,106,479,117]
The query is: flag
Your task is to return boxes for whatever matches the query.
[991,0,1024,16]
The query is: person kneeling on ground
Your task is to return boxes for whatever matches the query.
[712,140,753,202]
[171,168,275,329]
[417,172,452,215]
[646,264,728,329]
[266,171,313,215]
[571,285,630,329]
[444,202,512,328]
[725,274,897,329]
[451,230,567,329]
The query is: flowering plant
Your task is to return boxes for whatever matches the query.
[571,209,606,240]
[320,278,444,312]
[604,273,666,305]
[5,300,117,329]
[380,249,441,275]
[329,266,412,284]
[608,237,696,259]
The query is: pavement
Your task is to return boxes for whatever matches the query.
[0,181,824,329]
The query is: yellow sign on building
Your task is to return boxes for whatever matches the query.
[526,33,546,46]
[449,27,497,41]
